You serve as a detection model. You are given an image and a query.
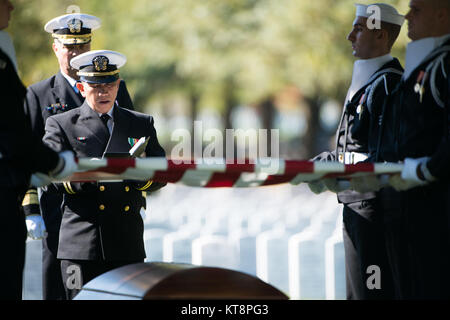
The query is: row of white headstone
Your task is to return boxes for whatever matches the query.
[23,183,346,300]
[143,184,346,300]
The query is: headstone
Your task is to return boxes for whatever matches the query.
[288,201,340,300]
[162,224,200,264]
[256,224,291,295]
[191,235,238,270]
[325,216,346,300]
[230,231,257,277]
[22,239,43,300]
[144,228,171,262]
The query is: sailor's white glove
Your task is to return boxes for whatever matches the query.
[390,157,435,191]
[322,178,351,193]
[30,151,77,187]
[25,215,47,240]
[51,150,77,180]
[307,180,328,194]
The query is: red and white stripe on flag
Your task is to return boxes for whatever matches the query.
[65,158,404,188]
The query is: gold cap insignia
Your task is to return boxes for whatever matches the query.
[92,56,109,72]
[67,18,82,33]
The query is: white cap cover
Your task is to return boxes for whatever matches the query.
[71,50,126,83]
[355,3,405,26]
[44,13,101,33]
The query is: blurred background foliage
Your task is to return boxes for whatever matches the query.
[9,0,409,159]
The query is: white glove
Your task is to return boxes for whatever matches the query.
[140,207,147,222]
[25,215,47,240]
[389,157,433,191]
[401,157,429,183]
[30,172,52,188]
[323,178,351,193]
[307,180,328,194]
[350,175,388,193]
[51,151,78,180]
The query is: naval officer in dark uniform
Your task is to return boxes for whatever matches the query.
[0,0,77,299]
[42,50,166,299]
[22,13,135,300]
[308,3,404,300]
[377,0,450,299]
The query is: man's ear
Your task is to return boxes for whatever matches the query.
[376,28,387,41]
[52,41,58,55]
[76,82,86,97]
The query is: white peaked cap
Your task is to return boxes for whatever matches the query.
[70,50,127,70]
[355,3,405,26]
[44,13,101,33]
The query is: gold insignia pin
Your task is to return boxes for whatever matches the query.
[419,86,425,103]
[92,56,109,72]
[68,18,82,33]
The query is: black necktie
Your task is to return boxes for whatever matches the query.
[100,114,110,134]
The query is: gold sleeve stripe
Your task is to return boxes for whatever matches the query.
[136,180,153,191]
[22,192,39,206]
[63,182,76,195]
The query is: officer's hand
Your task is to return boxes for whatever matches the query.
[30,173,52,188]
[51,151,78,180]
[323,178,351,193]
[25,215,47,240]
[307,180,328,194]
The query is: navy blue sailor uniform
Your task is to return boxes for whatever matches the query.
[313,58,403,300]
[376,37,450,299]
[43,101,166,299]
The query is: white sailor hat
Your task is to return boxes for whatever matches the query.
[70,50,126,84]
[44,13,101,45]
[355,3,405,26]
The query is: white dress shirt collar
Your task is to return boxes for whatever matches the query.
[403,33,450,80]
[346,54,393,102]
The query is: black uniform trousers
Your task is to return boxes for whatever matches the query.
[0,187,27,300]
[378,184,450,300]
[342,199,395,300]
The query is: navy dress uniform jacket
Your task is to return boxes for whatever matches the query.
[43,101,166,261]
[23,72,135,228]
[314,58,404,204]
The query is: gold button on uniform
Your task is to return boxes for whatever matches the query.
[99,186,105,192]
[124,206,130,212]
[99,204,105,211]
[125,186,130,192]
